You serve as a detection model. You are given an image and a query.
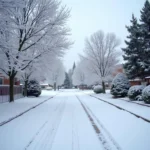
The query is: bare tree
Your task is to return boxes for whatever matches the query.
[84,30,120,93]
[73,68,85,86]
[0,0,71,102]
[44,58,65,90]
[72,57,98,87]
[18,61,44,97]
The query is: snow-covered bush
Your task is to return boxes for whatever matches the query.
[142,85,150,104]
[128,85,145,101]
[111,73,130,97]
[93,85,103,94]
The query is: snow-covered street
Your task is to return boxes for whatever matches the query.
[0,90,150,150]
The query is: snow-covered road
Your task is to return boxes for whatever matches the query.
[0,90,150,150]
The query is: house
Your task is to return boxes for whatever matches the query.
[112,64,124,77]
[129,76,150,86]
[40,80,53,89]
[0,73,20,85]
[111,65,150,86]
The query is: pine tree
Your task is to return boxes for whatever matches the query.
[68,62,76,88]
[64,72,70,89]
[72,62,76,71]
[122,14,143,79]
[139,0,150,77]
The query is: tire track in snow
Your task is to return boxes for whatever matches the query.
[76,95,122,150]
[72,105,80,150]
[90,94,150,123]
[25,99,66,150]
[24,99,63,150]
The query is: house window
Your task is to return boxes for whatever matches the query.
[0,78,3,85]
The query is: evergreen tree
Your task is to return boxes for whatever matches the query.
[64,72,70,89]
[68,69,73,88]
[139,0,150,77]
[68,62,76,88]
[72,62,76,71]
[122,14,142,79]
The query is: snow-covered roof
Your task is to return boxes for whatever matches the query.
[129,78,141,81]
[145,76,150,79]
[40,83,49,86]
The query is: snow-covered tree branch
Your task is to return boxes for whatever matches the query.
[0,0,71,102]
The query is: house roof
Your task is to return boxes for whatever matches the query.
[145,76,150,79]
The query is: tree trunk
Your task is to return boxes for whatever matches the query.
[102,81,106,93]
[9,75,14,102]
[54,82,56,91]
[24,80,28,97]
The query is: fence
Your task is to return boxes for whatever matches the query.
[0,85,23,103]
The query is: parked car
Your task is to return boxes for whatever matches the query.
[46,86,53,90]
[27,80,41,97]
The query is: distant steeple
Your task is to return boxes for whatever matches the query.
[72,62,76,71]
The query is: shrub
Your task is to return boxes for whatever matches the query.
[142,85,150,104]
[111,73,130,97]
[93,85,103,94]
[128,85,145,101]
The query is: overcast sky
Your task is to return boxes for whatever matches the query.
[62,0,145,71]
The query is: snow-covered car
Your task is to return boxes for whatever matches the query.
[27,80,41,97]
[46,86,53,90]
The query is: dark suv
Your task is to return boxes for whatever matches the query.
[27,80,41,97]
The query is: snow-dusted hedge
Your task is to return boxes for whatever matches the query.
[142,85,150,104]
[128,85,145,101]
[111,73,130,97]
[93,85,103,94]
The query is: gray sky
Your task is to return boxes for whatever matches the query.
[62,0,145,71]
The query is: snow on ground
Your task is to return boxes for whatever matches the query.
[0,90,58,124]
[0,90,102,150]
[0,91,61,150]
[51,92,102,150]
[84,90,150,120]
[0,89,150,150]
[77,91,150,150]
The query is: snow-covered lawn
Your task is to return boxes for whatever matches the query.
[0,90,58,124]
[0,90,150,150]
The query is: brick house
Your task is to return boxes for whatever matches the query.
[0,73,20,85]
[112,64,124,77]
[129,77,150,86]
[112,65,150,86]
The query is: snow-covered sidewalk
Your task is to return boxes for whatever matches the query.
[84,90,150,120]
[0,90,58,124]
[77,92,150,150]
